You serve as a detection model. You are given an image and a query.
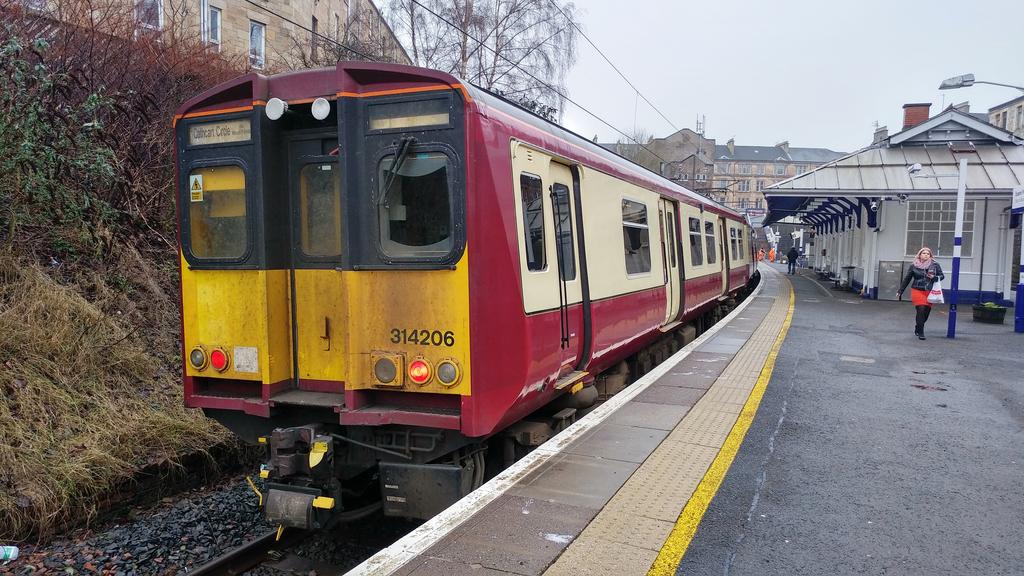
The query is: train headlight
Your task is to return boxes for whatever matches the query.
[210,347,230,372]
[374,357,398,384]
[265,98,288,120]
[436,360,460,387]
[408,358,432,386]
[311,97,331,120]
[189,347,208,370]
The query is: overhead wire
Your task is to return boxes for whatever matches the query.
[405,0,672,166]
[546,0,681,134]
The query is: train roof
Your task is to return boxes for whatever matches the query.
[175,62,743,221]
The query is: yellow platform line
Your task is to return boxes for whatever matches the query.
[647,279,795,576]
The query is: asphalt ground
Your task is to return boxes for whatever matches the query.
[676,264,1024,576]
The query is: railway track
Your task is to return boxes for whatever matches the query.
[188,529,309,576]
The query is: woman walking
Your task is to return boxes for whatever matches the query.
[896,247,945,340]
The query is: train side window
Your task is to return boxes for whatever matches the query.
[188,165,248,259]
[377,152,452,258]
[552,183,576,281]
[520,173,546,271]
[300,162,342,257]
[665,212,676,268]
[730,228,738,260]
[704,221,717,264]
[737,228,745,259]
[687,217,703,266]
[622,199,651,275]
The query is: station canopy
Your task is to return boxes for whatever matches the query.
[762,108,1024,229]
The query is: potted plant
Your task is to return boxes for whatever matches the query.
[972,301,1007,324]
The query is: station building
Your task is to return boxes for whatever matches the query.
[763,103,1023,304]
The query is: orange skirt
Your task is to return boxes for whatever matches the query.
[910,288,931,307]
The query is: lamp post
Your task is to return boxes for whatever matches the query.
[1014,185,1024,333]
[909,159,967,338]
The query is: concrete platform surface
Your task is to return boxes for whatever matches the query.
[677,264,1024,576]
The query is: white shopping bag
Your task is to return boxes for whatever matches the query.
[927,278,945,304]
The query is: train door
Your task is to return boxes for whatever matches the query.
[718,217,730,296]
[511,143,584,387]
[549,162,584,376]
[659,199,681,327]
[287,134,347,390]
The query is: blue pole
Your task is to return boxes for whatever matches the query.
[947,158,968,339]
[1016,239,1024,333]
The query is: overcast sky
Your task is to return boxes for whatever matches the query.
[560,0,1024,153]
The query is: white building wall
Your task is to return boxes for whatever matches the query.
[838,196,1015,301]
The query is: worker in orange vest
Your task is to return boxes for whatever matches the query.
[768,248,776,262]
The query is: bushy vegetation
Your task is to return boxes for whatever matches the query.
[0,1,248,539]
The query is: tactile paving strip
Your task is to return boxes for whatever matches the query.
[543,271,792,575]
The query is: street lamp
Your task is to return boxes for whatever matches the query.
[909,160,967,339]
[938,73,1024,93]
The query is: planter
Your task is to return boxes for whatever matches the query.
[972,305,1007,324]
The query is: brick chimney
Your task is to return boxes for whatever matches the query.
[902,103,931,129]
[726,138,735,155]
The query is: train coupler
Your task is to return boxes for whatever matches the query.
[258,425,341,529]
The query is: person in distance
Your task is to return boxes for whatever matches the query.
[786,245,799,275]
[896,247,945,340]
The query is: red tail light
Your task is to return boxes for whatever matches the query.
[210,348,229,372]
[408,359,432,385]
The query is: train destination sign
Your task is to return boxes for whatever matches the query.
[188,119,251,146]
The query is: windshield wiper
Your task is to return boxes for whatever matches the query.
[380,136,416,198]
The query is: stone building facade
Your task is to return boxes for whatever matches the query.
[601,128,716,195]
[23,0,410,70]
[989,95,1024,139]
[711,139,845,210]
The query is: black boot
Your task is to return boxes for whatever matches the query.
[915,306,928,339]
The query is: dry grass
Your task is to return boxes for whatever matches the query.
[0,251,231,540]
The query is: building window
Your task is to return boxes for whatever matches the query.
[704,221,717,264]
[519,173,546,271]
[209,7,221,47]
[738,180,750,192]
[688,217,703,266]
[680,173,688,181]
[775,164,786,176]
[696,173,707,182]
[795,164,807,174]
[756,180,765,191]
[905,200,974,257]
[622,199,651,275]
[739,164,751,175]
[249,21,266,69]
[335,13,341,39]
[755,198,763,209]
[756,164,765,176]
[135,0,162,30]
[1016,105,1023,131]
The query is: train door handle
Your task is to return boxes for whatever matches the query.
[320,317,331,351]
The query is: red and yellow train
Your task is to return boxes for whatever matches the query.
[175,62,756,529]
